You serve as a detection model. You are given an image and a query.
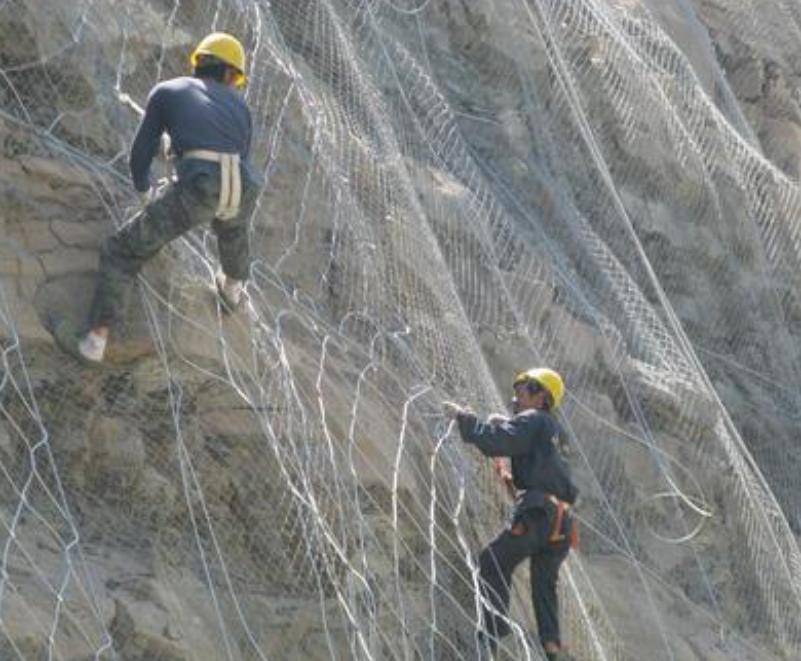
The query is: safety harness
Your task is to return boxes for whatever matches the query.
[510,493,579,550]
[183,149,242,220]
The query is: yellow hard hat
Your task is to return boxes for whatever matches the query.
[513,367,565,409]
[190,32,247,88]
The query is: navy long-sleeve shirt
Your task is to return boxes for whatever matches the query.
[129,76,253,192]
[456,408,578,504]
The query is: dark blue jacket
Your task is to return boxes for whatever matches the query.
[129,76,254,192]
[456,408,578,505]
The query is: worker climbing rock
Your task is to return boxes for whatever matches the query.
[443,368,578,661]
[53,32,258,364]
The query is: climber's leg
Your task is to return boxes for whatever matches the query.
[210,165,256,315]
[211,216,250,313]
[53,165,217,364]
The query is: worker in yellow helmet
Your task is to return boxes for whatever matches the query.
[52,33,258,364]
[443,368,578,661]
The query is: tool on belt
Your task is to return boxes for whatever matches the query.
[546,494,578,549]
[509,493,579,550]
[183,149,242,220]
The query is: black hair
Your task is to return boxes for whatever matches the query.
[193,54,233,83]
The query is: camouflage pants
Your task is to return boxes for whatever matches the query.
[88,159,253,329]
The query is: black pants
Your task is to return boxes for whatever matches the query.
[478,507,571,647]
[89,159,253,329]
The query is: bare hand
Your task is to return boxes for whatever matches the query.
[493,457,512,481]
[492,458,515,499]
[442,401,464,420]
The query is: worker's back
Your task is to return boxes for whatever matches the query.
[130,76,253,192]
[510,409,578,504]
[158,77,250,155]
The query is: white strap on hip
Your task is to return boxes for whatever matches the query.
[183,149,242,220]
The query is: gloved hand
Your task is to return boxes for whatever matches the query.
[487,413,508,425]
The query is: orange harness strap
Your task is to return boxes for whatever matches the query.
[569,518,579,550]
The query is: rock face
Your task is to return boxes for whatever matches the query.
[2,0,801,659]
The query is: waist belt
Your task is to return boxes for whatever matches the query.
[183,149,242,221]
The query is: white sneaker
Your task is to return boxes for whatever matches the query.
[78,331,107,362]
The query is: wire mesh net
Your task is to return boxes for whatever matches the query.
[1,0,801,658]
